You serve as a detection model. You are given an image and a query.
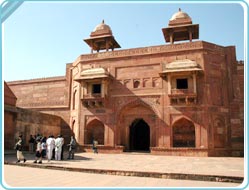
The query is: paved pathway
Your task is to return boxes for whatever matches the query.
[5,151,244,177]
[3,151,246,188]
[3,165,241,188]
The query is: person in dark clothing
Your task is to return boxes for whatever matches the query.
[28,135,35,152]
[14,135,27,163]
[67,136,77,159]
[60,135,64,160]
[34,139,42,164]
[41,137,47,158]
[49,135,56,160]
[92,139,98,154]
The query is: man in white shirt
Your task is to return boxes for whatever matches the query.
[46,135,55,162]
[55,135,63,160]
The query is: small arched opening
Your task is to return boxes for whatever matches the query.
[133,80,140,88]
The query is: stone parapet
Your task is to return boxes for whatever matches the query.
[7,76,66,85]
[74,41,225,64]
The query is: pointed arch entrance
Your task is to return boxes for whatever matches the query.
[116,100,159,152]
[129,119,150,151]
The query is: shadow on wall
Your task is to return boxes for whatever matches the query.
[9,107,71,151]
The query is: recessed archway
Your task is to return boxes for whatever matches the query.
[214,118,226,148]
[84,119,104,145]
[172,118,195,147]
[129,119,150,151]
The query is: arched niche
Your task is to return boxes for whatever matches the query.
[172,117,195,147]
[213,117,226,148]
[84,119,105,145]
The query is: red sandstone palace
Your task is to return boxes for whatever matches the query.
[5,9,244,156]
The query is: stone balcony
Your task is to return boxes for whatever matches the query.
[81,93,105,108]
[169,89,197,105]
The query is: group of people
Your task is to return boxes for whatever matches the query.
[15,134,77,164]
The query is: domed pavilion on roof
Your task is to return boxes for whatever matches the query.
[162,8,199,44]
[84,20,121,53]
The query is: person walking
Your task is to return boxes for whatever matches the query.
[14,135,27,163]
[46,135,55,162]
[34,138,42,164]
[60,135,65,160]
[67,136,76,159]
[51,135,56,160]
[92,138,98,154]
[55,135,63,160]
[41,137,47,159]
[28,135,35,153]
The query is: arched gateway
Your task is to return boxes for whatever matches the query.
[116,101,158,152]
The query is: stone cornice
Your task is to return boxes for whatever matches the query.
[74,41,226,65]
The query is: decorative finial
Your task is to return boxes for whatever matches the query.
[102,19,105,24]
[179,8,181,12]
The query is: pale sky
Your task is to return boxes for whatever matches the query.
[2,1,245,81]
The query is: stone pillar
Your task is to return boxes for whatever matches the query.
[105,124,114,146]
[195,124,201,147]
[101,80,105,98]
[91,41,94,54]
[81,81,87,99]
[168,75,171,94]
[170,33,174,44]
[105,39,109,52]
[193,73,197,93]
[188,28,193,42]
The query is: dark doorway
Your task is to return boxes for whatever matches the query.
[129,119,150,151]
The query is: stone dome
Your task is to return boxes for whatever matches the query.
[92,20,112,35]
[170,8,192,21]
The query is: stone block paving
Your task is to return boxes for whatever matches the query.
[4,165,242,188]
[3,151,246,188]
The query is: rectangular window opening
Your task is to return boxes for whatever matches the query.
[176,78,188,89]
[92,84,101,94]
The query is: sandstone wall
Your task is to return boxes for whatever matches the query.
[8,76,69,109]
[229,62,244,156]
[4,110,16,150]
[13,108,62,149]
[4,81,17,106]
[4,82,17,149]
